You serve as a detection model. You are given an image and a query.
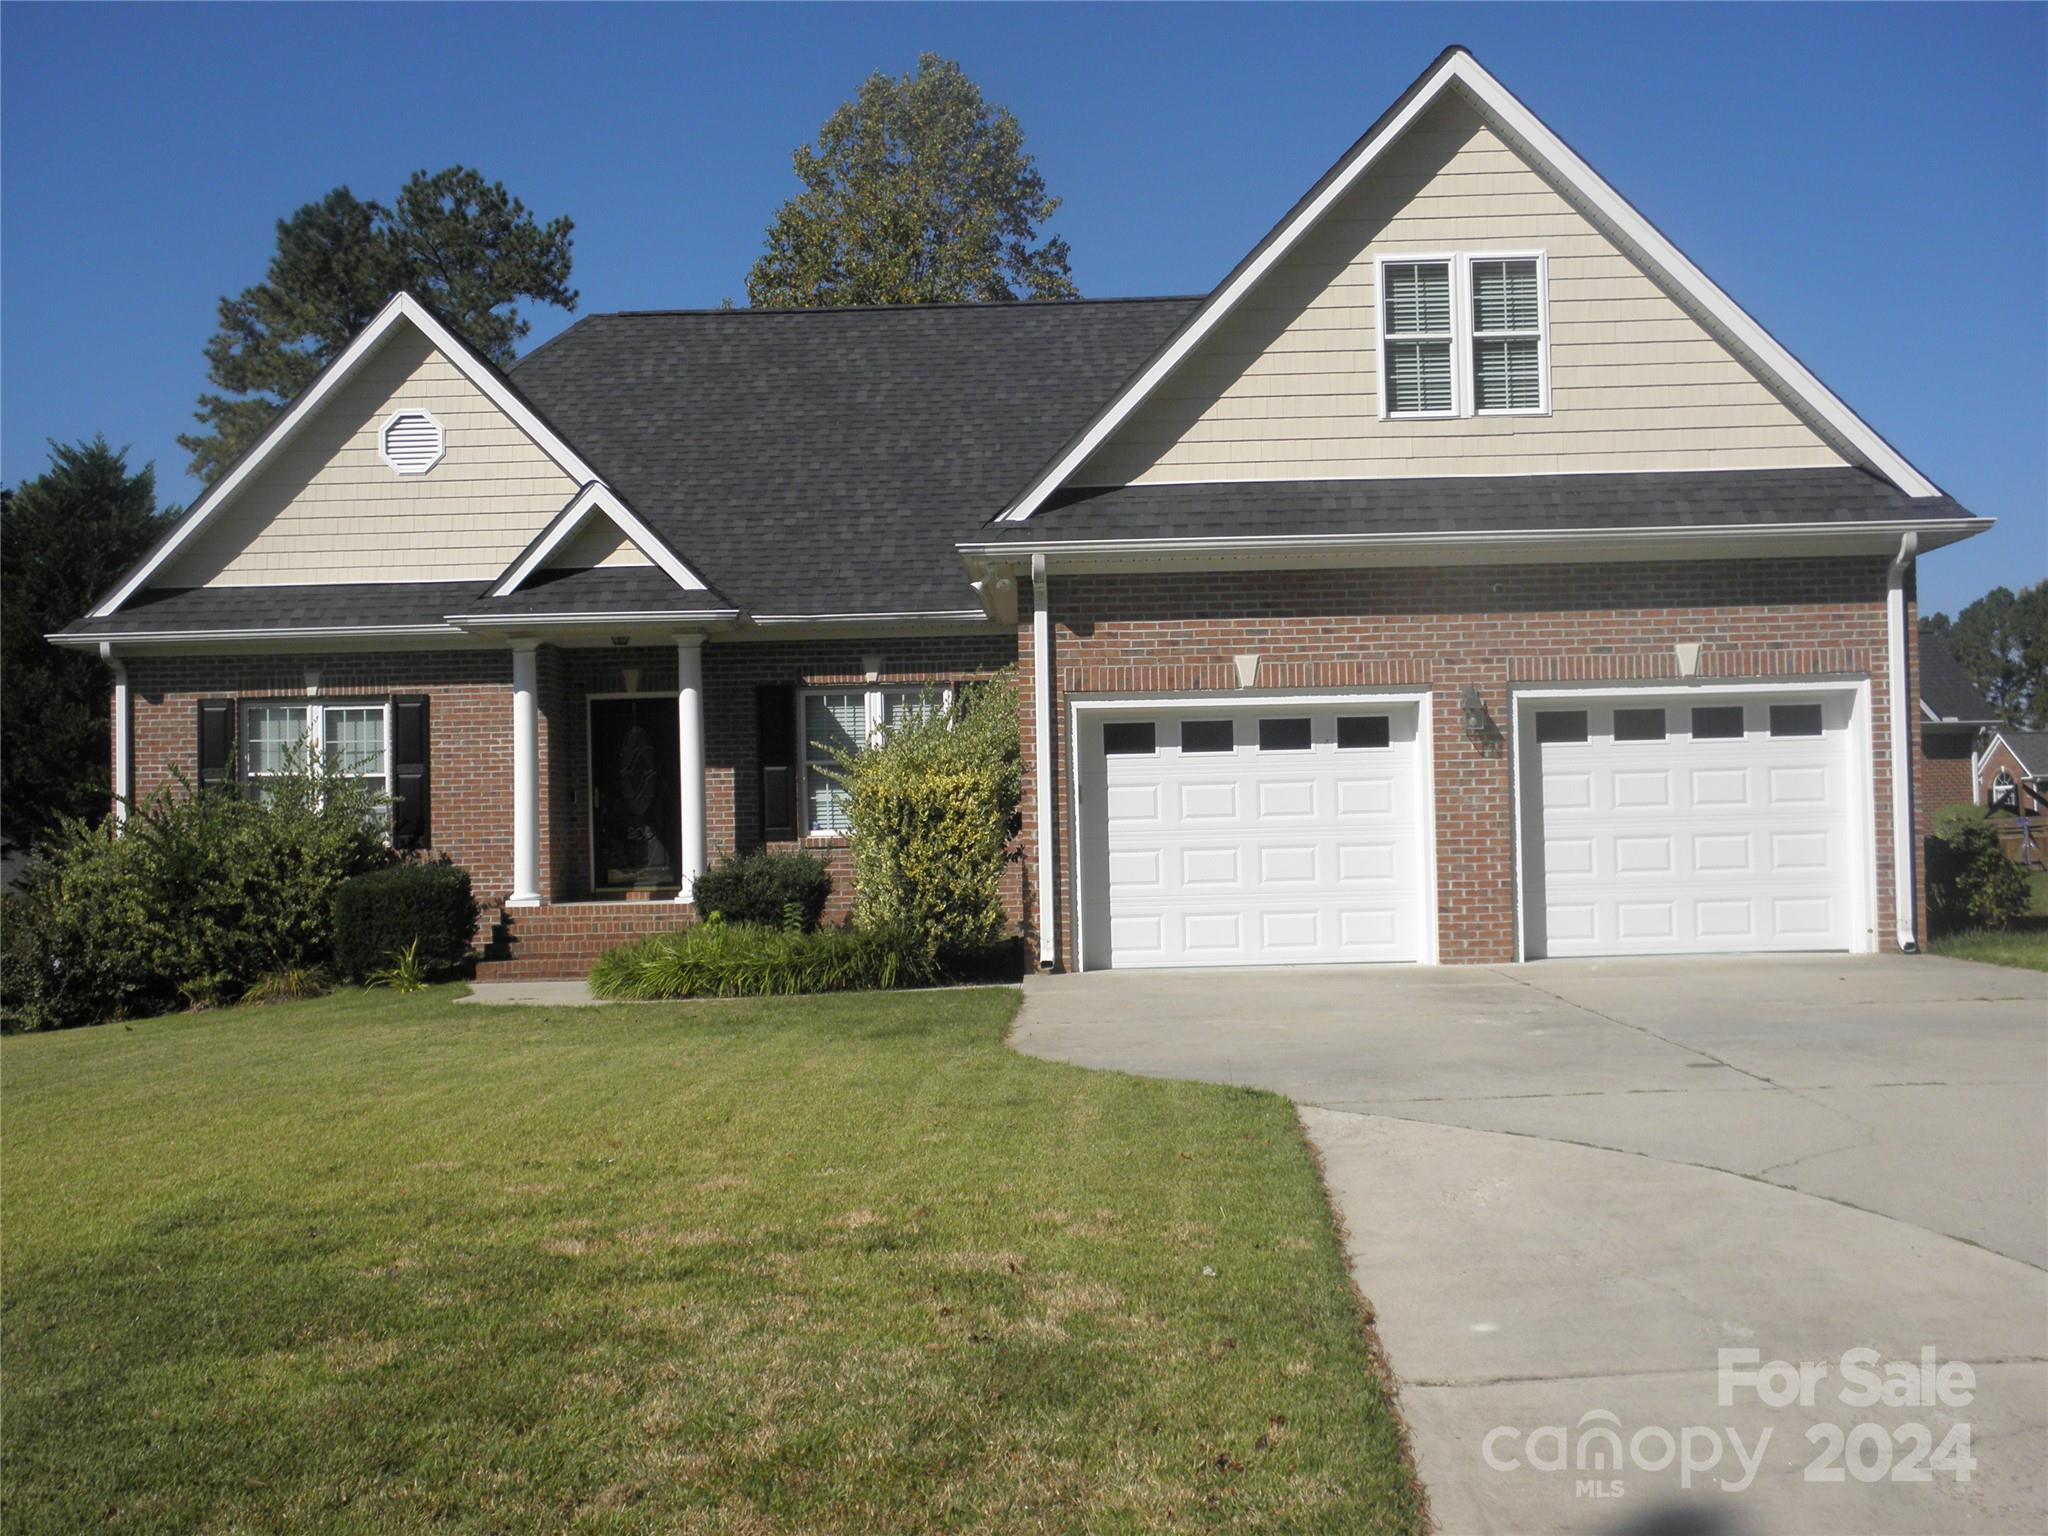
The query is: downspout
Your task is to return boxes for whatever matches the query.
[101,642,130,829]
[1888,532,1919,953]
[1032,554,1057,970]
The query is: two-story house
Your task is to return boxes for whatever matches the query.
[55,47,1988,976]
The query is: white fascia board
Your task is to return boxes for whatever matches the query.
[488,481,710,596]
[960,517,1992,568]
[996,50,1942,523]
[447,609,739,628]
[95,293,602,618]
[748,610,991,625]
[48,623,464,648]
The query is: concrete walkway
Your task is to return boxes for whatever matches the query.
[456,979,605,1007]
[1014,955,2048,1535]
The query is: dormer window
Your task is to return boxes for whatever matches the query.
[1378,252,1549,420]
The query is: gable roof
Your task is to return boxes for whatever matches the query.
[1985,730,2048,779]
[490,481,715,598]
[504,298,1198,616]
[993,46,1945,524]
[1918,633,2000,726]
[91,293,612,618]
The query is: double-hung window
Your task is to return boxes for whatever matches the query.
[800,684,953,835]
[241,699,391,817]
[1379,252,1548,419]
[1380,260,1456,417]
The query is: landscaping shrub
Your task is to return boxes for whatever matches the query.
[333,860,478,981]
[689,849,832,931]
[589,917,938,999]
[832,675,1019,967]
[0,764,391,1031]
[1927,805,2031,935]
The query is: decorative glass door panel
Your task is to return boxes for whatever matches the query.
[589,698,680,890]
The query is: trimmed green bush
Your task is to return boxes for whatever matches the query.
[333,861,478,981]
[0,765,390,1031]
[690,849,832,931]
[831,675,1019,966]
[590,917,936,1000]
[1927,807,2030,935]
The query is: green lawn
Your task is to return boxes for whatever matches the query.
[0,987,1420,1534]
[1928,865,2048,972]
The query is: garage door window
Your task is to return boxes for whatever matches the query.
[1613,707,1666,742]
[1769,704,1824,738]
[1258,717,1312,751]
[1535,710,1588,744]
[1691,706,1745,739]
[1181,719,1234,754]
[1103,721,1156,755]
[1337,715,1391,749]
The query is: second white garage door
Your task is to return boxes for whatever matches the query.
[1518,689,1865,958]
[1075,699,1430,970]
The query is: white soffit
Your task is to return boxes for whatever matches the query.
[995,49,1942,523]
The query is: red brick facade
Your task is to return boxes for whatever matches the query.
[122,635,1016,922]
[118,555,1931,968]
[1015,556,1924,968]
[1921,727,1980,813]
[1976,737,2046,816]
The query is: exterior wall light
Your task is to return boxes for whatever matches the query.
[1461,685,1492,741]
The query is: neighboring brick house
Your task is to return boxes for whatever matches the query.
[1916,633,2001,812]
[1978,732,2048,819]
[55,47,1989,976]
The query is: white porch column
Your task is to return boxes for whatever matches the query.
[1888,532,1919,952]
[102,643,130,829]
[676,633,707,902]
[1032,554,1056,970]
[510,639,541,907]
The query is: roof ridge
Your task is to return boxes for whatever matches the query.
[577,295,1205,320]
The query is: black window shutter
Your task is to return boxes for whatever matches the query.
[757,684,797,842]
[391,695,431,850]
[197,699,235,790]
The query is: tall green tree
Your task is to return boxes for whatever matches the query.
[1924,581,2048,728]
[747,54,1077,308]
[179,168,576,482]
[1,440,177,850]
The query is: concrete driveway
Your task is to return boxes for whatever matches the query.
[1014,954,2048,1535]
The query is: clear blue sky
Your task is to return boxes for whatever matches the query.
[4,2,2042,615]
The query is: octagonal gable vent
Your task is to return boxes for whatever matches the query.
[379,410,446,475]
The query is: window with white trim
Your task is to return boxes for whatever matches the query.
[240,700,392,815]
[1470,258,1543,413]
[1378,252,1548,419]
[1381,261,1455,417]
[800,684,954,835]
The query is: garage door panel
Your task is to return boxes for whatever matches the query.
[1089,701,1426,969]
[1525,690,1856,958]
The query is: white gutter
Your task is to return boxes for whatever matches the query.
[101,643,130,829]
[1032,554,1056,971]
[48,623,463,648]
[960,517,1993,565]
[1889,531,1920,953]
[748,610,991,626]
[445,610,740,628]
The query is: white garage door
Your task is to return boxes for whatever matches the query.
[1077,701,1428,970]
[1519,691,1862,958]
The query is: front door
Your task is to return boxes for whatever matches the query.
[589,698,680,891]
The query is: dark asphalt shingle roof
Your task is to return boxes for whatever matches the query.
[505,299,1202,615]
[1992,730,2048,777]
[979,468,1976,544]
[59,582,481,637]
[1917,634,1999,725]
[451,567,733,618]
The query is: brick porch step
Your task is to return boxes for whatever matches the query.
[473,900,697,981]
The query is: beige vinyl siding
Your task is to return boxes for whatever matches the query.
[163,326,581,587]
[1078,93,1845,486]
[547,517,654,569]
